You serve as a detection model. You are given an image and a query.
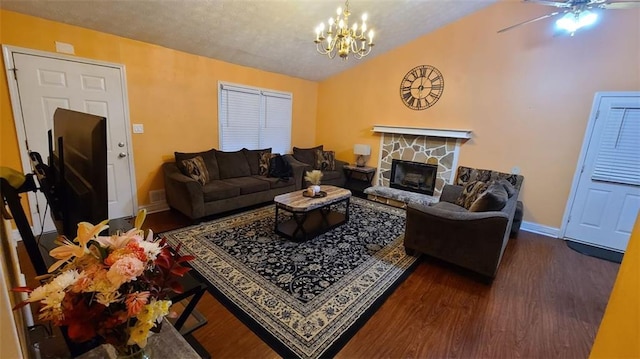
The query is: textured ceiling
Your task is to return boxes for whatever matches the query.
[0,0,497,81]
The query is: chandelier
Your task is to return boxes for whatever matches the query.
[314,0,375,60]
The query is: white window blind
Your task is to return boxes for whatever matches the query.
[591,106,640,186]
[219,83,292,154]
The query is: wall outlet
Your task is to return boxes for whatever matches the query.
[132,124,144,134]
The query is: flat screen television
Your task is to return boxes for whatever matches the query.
[45,108,108,238]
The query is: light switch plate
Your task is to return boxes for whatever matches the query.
[132,124,144,134]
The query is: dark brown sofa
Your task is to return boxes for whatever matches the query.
[163,148,304,220]
[404,166,524,280]
[283,145,347,188]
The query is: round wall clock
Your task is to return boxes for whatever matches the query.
[399,65,444,110]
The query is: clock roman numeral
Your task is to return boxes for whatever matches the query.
[402,91,412,101]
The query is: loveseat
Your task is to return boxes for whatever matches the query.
[163,148,304,220]
[404,166,524,280]
[283,145,347,188]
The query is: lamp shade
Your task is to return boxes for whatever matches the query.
[353,144,371,155]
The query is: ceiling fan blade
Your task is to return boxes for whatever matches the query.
[524,0,574,8]
[599,1,640,9]
[497,11,563,33]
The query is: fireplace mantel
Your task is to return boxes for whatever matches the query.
[372,125,472,139]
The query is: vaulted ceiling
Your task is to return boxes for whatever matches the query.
[0,0,498,81]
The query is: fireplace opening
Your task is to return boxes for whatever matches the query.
[390,159,438,196]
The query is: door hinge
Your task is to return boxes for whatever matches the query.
[595,110,599,119]
[567,215,571,223]
[25,139,29,151]
[580,165,584,174]
[36,203,40,214]
[9,68,17,80]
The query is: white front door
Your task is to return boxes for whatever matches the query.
[564,92,640,252]
[4,47,136,233]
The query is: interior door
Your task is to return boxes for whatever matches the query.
[564,93,640,252]
[7,50,136,233]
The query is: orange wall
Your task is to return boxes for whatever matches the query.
[0,10,318,207]
[316,2,640,228]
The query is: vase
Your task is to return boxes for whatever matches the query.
[115,344,150,359]
[311,185,321,195]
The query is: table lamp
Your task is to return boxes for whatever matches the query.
[353,144,371,167]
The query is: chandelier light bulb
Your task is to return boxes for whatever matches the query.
[329,17,334,25]
[352,22,358,31]
[339,19,345,28]
[362,13,368,22]
[368,29,374,43]
[337,6,342,16]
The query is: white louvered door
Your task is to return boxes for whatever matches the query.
[565,93,640,252]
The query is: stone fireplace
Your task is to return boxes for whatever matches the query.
[390,159,438,196]
[373,126,472,198]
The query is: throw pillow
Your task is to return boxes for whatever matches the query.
[180,156,209,185]
[175,148,219,180]
[469,182,509,212]
[293,145,323,166]
[243,148,271,175]
[259,151,275,176]
[455,180,488,209]
[314,149,335,171]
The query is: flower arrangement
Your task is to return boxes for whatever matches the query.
[13,209,193,357]
[304,170,323,185]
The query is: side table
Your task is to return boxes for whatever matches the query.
[343,165,376,197]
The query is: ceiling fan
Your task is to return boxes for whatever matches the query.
[497,0,640,35]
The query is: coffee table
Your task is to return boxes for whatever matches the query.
[274,185,351,241]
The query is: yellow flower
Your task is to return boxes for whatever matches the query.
[47,219,109,273]
[127,320,153,347]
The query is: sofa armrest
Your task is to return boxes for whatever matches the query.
[162,162,205,219]
[283,154,310,190]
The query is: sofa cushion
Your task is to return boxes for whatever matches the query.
[431,201,468,212]
[180,156,209,185]
[496,178,517,198]
[456,166,523,190]
[221,177,271,195]
[455,180,488,209]
[254,175,294,189]
[469,182,509,212]
[293,145,323,166]
[314,149,336,171]
[215,150,252,179]
[175,149,220,180]
[202,181,241,202]
[243,148,271,175]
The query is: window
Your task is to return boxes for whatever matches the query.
[219,82,292,154]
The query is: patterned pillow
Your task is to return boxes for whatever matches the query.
[314,150,335,171]
[180,156,209,185]
[259,151,275,176]
[455,180,488,209]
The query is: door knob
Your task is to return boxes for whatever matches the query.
[118,152,127,158]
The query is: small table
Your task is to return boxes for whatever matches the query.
[274,185,351,241]
[343,165,377,196]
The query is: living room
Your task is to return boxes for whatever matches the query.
[0,0,638,358]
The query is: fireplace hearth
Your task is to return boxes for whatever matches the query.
[390,159,437,196]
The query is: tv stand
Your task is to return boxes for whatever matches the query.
[0,175,49,276]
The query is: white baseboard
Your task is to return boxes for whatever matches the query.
[521,221,560,238]
[139,201,169,214]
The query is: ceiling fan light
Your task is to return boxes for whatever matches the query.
[556,11,598,33]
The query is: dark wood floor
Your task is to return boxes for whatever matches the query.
[19,207,620,358]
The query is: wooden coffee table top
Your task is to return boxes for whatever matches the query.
[274,185,351,212]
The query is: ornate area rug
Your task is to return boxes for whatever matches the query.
[162,197,418,358]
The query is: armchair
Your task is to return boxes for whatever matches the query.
[404,166,524,280]
[284,145,346,188]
